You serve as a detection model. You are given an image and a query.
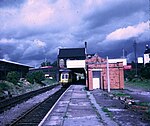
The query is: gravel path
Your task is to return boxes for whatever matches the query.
[91,89,150,126]
[124,85,150,102]
[87,91,118,126]
[0,85,62,126]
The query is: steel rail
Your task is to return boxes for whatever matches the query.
[9,86,68,126]
[0,84,58,113]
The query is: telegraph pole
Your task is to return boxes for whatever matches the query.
[149,0,150,30]
[133,41,138,77]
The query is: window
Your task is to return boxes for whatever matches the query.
[62,74,65,79]
[93,71,101,78]
[65,74,69,79]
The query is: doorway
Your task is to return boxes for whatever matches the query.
[69,68,86,85]
[92,70,101,89]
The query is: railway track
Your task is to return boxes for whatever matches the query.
[0,84,58,113]
[8,86,67,126]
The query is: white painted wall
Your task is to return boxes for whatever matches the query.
[108,58,127,66]
[66,60,85,68]
[138,57,143,63]
[144,54,150,64]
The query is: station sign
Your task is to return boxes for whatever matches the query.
[66,60,85,68]
[123,65,132,70]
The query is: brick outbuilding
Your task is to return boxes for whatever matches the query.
[86,55,124,90]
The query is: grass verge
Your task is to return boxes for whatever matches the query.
[102,107,113,118]
[125,79,150,91]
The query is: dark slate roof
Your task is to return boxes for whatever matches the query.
[0,59,33,68]
[58,48,85,58]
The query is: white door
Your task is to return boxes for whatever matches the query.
[92,71,101,89]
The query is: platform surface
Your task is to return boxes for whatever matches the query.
[39,85,103,126]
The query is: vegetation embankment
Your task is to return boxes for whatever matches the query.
[123,63,150,121]
[125,63,150,91]
[0,71,57,100]
[125,79,150,91]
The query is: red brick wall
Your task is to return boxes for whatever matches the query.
[86,56,124,90]
[88,69,93,90]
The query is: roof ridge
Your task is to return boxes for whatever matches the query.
[60,47,85,50]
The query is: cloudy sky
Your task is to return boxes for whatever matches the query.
[0,0,149,67]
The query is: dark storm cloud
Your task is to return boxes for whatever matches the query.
[0,0,25,8]
[0,44,18,60]
[0,0,149,66]
[84,0,147,29]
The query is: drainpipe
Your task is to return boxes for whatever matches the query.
[86,63,89,90]
[118,66,120,89]
[117,62,120,89]
[102,76,104,90]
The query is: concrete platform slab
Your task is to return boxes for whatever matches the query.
[39,85,104,126]
[44,119,63,126]
[66,109,96,118]
[52,106,68,113]
[63,116,103,126]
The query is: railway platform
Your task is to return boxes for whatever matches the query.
[39,85,104,126]
[39,84,150,126]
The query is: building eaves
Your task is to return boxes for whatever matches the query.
[0,59,33,68]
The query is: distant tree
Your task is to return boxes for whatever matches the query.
[140,63,150,79]
[33,71,45,83]
[51,60,57,67]
[26,71,45,84]
[41,60,51,67]
[41,62,45,67]
[125,70,135,81]
[125,63,150,81]
[6,71,20,85]
[46,61,51,66]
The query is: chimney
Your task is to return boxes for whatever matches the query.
[85,42,87,55]
[85,41,87,48]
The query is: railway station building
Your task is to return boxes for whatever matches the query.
[58,48,86,84]
[57,46,124,90]
[144,45,150,64]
